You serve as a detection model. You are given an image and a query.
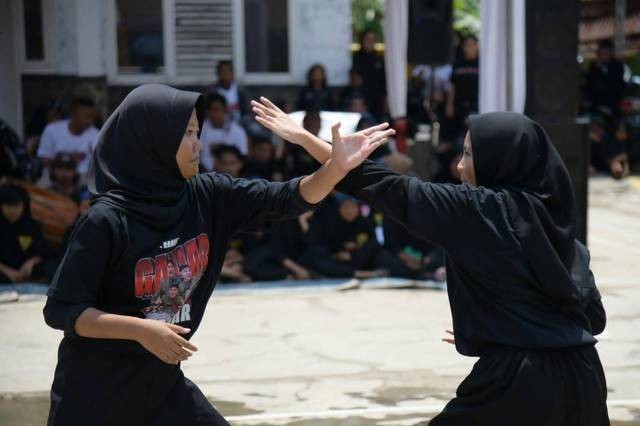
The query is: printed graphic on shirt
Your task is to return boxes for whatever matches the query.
[134,233,209,324]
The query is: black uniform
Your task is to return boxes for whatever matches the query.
[336,112,609,426]
[43,84,317,426]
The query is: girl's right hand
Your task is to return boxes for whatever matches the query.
[136,320,198,365]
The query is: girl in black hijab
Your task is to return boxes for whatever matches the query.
[43,84,393,426]
[252,98,609,426]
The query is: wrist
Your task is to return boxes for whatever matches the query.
[323,159,348,181]
[131,317,151,342]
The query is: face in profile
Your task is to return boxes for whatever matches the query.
[176,109,202,179]
[457,131,477,186]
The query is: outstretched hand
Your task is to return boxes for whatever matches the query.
[251,97,305,143]
[329,122,393,173]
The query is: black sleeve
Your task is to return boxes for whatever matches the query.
[219,174,318,235]
[584,270,606,335]
[43,214,113,338]
[336,161,472,249]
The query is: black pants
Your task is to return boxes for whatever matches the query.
[48,338,229,426]
[430,345,609,426]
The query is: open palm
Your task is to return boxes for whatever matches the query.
[330,123,390,172]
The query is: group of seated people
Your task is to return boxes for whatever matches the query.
[0,56,451,285]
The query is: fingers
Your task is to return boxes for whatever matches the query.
[331,122,342,144]
[167,324,191,334]
[361,122,390,136]
[442,338,455,345]
[445,330,454,335]
[259,96,279,110]
[174,334,199,352]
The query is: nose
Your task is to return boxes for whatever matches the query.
[194,137,202,153]
[457,158,464,174]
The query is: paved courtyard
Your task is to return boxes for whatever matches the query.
[1,176,639,425]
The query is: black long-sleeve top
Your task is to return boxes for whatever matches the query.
[43,174,316,353]
[337,161,605,356]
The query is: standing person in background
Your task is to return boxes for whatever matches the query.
[296,64,335,112]
[37,97,99,184]
[353,28,387,121]
[446,35,479,144]
[204,60,248,123]
[199,94,248,172]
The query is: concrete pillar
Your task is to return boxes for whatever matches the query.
[0,1,23,136]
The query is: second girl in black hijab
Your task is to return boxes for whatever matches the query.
[42,84,394,425]
[252,97,609,426]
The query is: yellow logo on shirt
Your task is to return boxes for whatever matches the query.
[356,233,369,247]
[18,235,33,251]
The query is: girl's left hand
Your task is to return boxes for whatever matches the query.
[442,329,455,345]
[251,97,305,144]
[330,122,393,173]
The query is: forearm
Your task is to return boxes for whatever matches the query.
[297,131,332,164]
[298,159,346,204]
[75,307,146,342]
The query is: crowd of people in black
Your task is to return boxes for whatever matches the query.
[1,30,638,285]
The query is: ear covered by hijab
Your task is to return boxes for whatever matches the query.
[468,112,581,306]
[88,84,203,230]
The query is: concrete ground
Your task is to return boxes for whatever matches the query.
[1,175,639,425]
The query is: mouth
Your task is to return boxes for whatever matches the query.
[191,157,200,164]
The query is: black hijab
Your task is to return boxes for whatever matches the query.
[469,112,580,306]
[88,84,203,230]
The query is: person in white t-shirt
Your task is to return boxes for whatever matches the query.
[203,60,249,123]
[199,93,248,172]
[37,97,99,182]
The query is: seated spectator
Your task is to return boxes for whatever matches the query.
[0,185,53,283]
[213,145,244,177]
[589,114,630,178]
[204,60,249,122]
[243,136,282,181]
[282,111,321,179]
[305,194,386,278]
[200,94,248,171]
[340,68,367,110]
[296,64,335,112]
[238,231,289,282]
[268,211,316,280]
[36,96,99,184]
[382,216,446,282]
[219,245,251,283]
[48,153,88,205]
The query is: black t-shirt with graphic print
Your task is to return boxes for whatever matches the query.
[43,173,315,354]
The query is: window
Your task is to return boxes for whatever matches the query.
[243,0,289,73]
[23,0,44,60]
[116,0,165,74]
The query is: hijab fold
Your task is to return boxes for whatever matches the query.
[469,112,580,306]
[88,84,203,230]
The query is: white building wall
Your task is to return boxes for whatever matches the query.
[55,0,79,74]
[0,1,22,135]
[76,0,107,76]
[290,0,351,86]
